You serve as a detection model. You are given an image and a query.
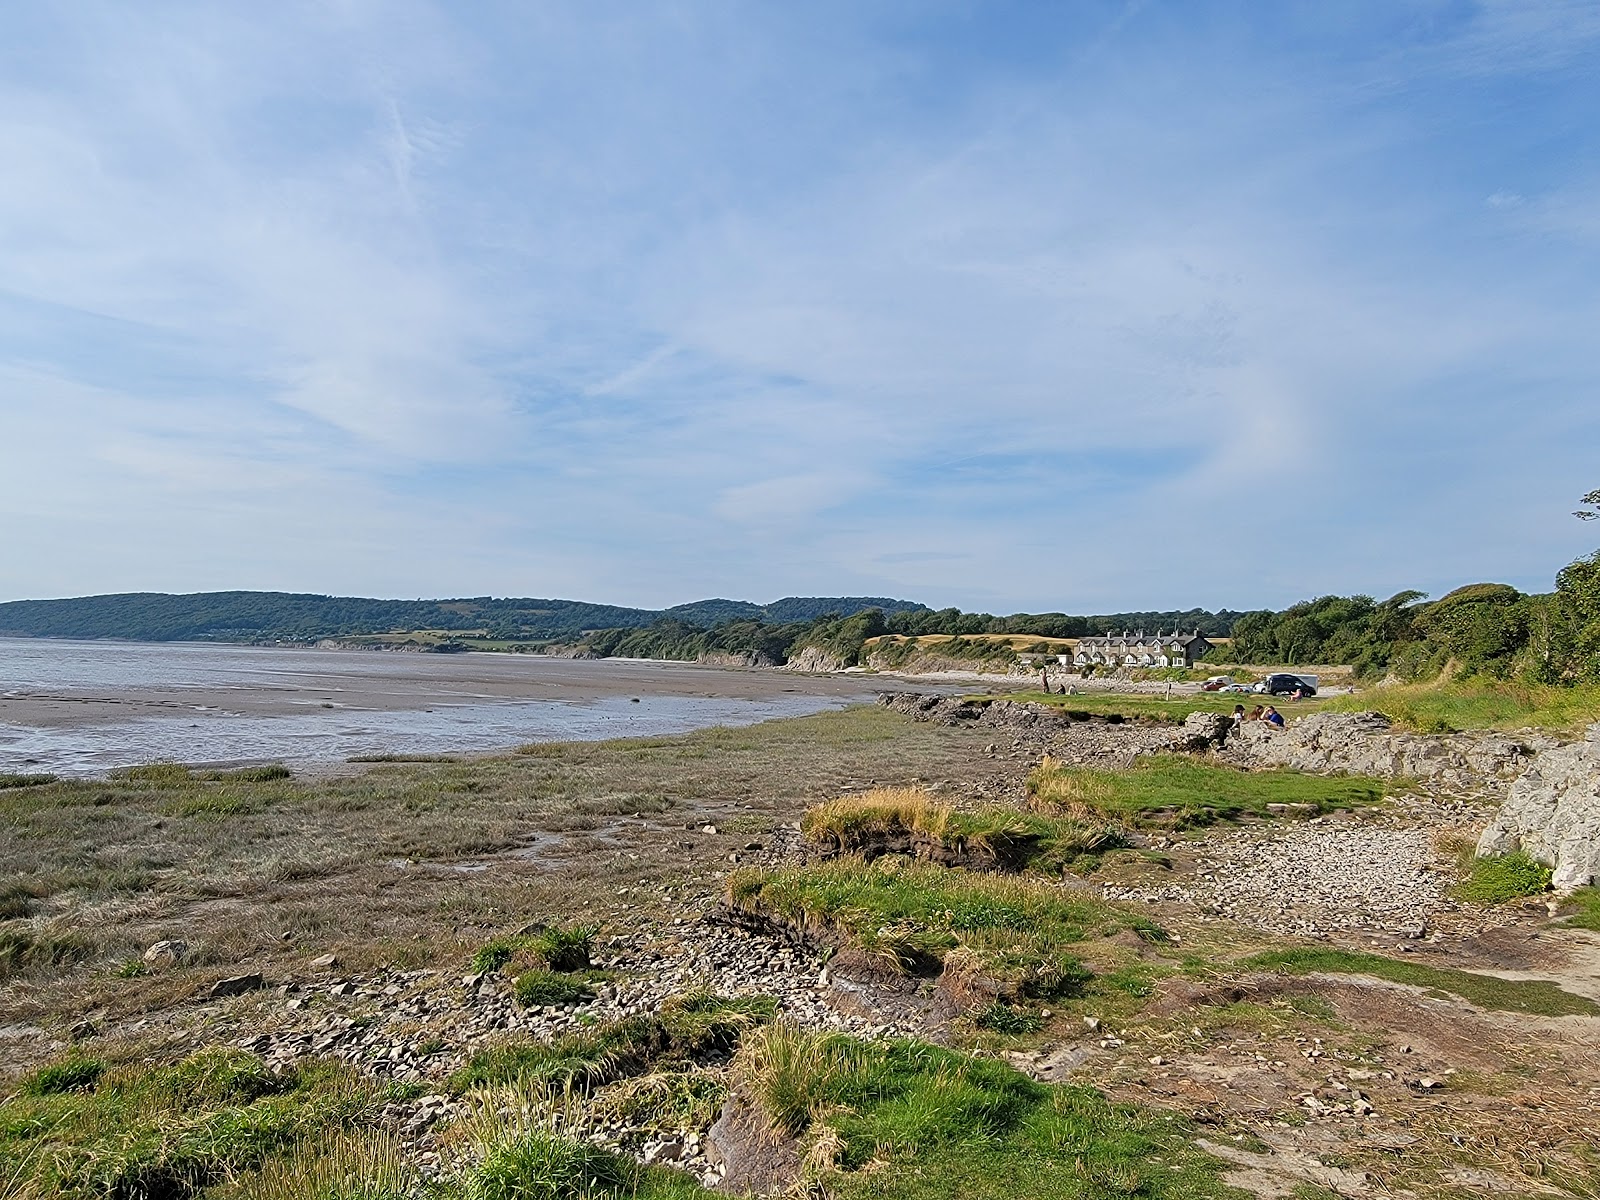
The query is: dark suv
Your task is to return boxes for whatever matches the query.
[1262,673,1316,696]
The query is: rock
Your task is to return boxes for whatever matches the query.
[1477,722,1600,889]
[1228,710,1540,793]
[310,953,339,969]
[206,973,265,999]
[143,939,188,968]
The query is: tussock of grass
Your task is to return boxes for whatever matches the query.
[0,927,97,979]
[451,992,775,1093]
[513,969,595,1007]
[1243,948,1598,1016]
[454,1130,715,1200]
[1459,852,1552,904]
[802,789,1123,869]
[0,1049,406,1198]
[736,1024,1235,1198]
[804,787,955,841]
[472,922,600,974]
[21,1056,104,1096]
[197,764,293,783]
[1322,679,1600,733]
[110,761,196,784]
[728,859,1162,998]
[1027,754,1383,829]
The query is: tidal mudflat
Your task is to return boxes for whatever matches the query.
[0,638,891,775]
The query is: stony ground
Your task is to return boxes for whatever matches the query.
[7,704,1600,1198]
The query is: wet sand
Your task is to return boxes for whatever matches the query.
[0,639,895,774]
[0,642,883,728]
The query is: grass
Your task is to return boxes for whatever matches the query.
[736,1024,1240,1198]
[1321,678,1600,733]
[513,969,596,1007]
[0,1048,407,1198]
[1242,948,1599,1017]
[0,773,58,789]
[458,1131,715,1200]
[728,857,1164,1000]
[801,787,1124,870]
[451,991,776,1093]
[472,923,599,974]
[1458,852,1553,903]
[1026,754,1384,829]
[1560,887,1600,930]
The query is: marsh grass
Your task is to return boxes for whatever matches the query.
[0,706,1011,1061]
[0,773,57,789]
[1242,948,1597,1016]
[1026,754,1383,828]
[728,858,1163,998]
[736,1024,1236,1198]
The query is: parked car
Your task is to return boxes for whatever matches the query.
[1219,682,1255,693]
[1257,672,1318,696]
[1200,675,1233,691]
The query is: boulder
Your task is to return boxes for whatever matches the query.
[1478,723,1600,890]
[206,972,265,1000]
[142,939,188,968]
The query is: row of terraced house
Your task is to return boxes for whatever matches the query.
[1071,630,1213,669]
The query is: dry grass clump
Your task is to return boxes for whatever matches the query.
[801,787,954,843]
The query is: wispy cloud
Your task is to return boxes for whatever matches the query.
[1,1,1597,611]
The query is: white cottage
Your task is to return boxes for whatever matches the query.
[1073,630,1212,669]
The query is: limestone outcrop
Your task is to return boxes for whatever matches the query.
[1477,723,1600,889]
[1227,711,1547,793]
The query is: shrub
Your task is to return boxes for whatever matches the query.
[1459,852,1553,904]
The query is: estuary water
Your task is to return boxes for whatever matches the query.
[0,638,890,777]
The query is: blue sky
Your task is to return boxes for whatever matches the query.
[3,1,1597,614]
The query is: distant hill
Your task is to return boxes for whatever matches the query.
[0,591,931,645]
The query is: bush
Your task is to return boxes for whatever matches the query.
[1460,852,1553,903]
